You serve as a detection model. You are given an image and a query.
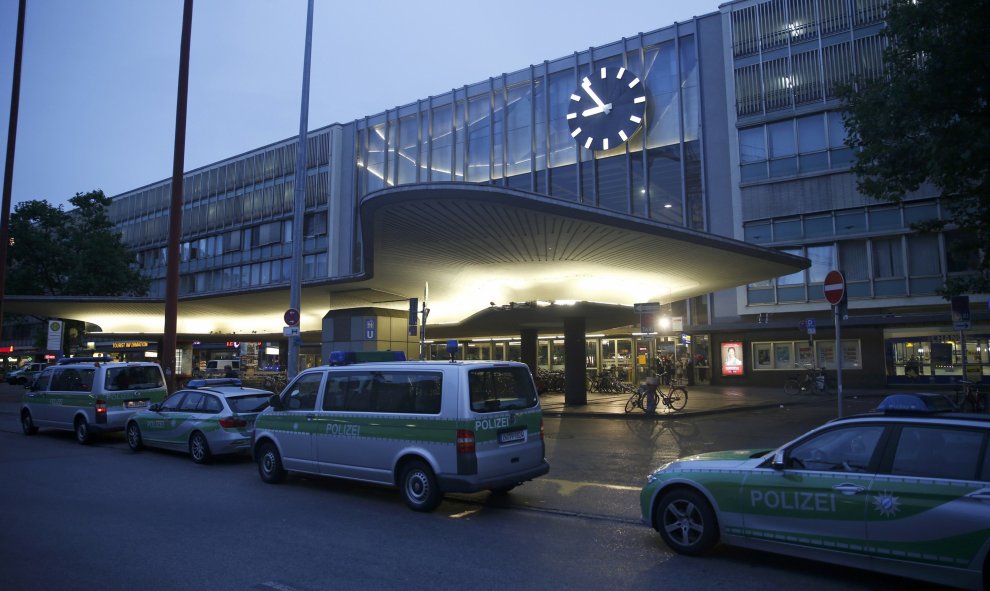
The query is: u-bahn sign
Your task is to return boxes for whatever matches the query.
[823,271,845,306]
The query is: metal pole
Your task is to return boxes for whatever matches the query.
[163,0,193,392]
[835,303,843,418]
[287,0,314,379]
[0,0,26,346]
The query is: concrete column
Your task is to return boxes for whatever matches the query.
[520,328,538,376]
[564,316,587,405]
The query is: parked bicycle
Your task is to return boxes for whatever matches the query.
[589,367,633,394]
[952,379,985,413]
[625,374,688,413]
[784,366,827,395]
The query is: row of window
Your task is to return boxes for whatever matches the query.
[730,0,887,58]
[747,231,971,304]
[136,213,328,270]
[738,111,853,180]
[744,201,939,243]
[734,35,885,117]
[145,252,328,298]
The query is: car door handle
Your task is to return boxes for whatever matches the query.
[832,483,866,495]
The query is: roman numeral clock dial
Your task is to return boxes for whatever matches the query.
[567,67,647,151]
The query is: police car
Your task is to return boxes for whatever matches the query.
[252,351,550,511]
[126,378,272,463]
[639,394,990,590]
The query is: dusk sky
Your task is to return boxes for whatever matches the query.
[1,0,718,209]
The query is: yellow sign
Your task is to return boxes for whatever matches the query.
[112,341,150,349]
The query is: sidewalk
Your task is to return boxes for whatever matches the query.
[538,384,889,419]
[0,382,887,419]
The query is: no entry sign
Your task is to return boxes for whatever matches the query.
[824,270,845,305]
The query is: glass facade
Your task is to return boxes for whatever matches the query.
[354,31,704,230]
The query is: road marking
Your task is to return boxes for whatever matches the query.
[449,508,482,519]
[540,478,640,495]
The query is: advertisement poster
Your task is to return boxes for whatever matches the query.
[774,343,792,369]
[721,342,743,376]
[755,343,772,368]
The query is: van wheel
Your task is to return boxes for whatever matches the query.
[21,411,38,435]
[189,432,211,464]
[74,417,90,445]
[126,422,143,451]
[400,460,442,512]
[257,442,286,483]
[654,488,718,555]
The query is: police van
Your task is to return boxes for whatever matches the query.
[252,352,550,511]
[21,358,168,444]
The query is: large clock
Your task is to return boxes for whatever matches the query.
[567,66,647,151]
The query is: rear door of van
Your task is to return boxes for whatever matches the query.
[464,364,544,481]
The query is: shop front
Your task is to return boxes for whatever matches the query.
[886,327,989,385]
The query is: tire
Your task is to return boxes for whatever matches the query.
[654,488,719,556]
[625,393,640,413]
[400,460,442,512]
[126,422,143,451]
[189,432,211,464]
[784,378,800,395]
[257,441,286,483]
[74,417,90,445]
[666,387,688,411]
[21,411,38,435]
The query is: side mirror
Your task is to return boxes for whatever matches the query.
[269,393,284,411]
[149,403,161,412]
[771,450,787,470]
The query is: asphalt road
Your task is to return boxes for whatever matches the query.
[0,391,944,591]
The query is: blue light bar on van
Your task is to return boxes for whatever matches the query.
[327,351,407,365]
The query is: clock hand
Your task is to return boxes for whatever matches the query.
[581,78,606,109]
[582,106,604,117]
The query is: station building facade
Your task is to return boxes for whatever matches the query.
[17,0,984,388]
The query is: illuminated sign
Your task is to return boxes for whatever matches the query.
[721,342,744,376]
[112,341,150,349]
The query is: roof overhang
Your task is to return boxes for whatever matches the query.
[3,183,807,336]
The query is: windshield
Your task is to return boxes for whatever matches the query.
[468,366,539,413]
[229,394,271,413]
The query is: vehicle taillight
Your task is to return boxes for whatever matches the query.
[219,416,247,428]
[95,399,107,415]
[456,429,475,454]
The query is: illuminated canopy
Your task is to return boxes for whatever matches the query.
[4,184,808,337]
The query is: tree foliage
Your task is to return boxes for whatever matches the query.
[6,190,150,297]
[840,0,990,297]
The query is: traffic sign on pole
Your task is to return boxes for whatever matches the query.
[824,270,846,306]
[284,308,300,327]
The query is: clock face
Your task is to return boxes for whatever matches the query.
[567,66,647,151]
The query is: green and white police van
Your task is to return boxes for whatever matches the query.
[252,352,550,511]
[21,358,168,444]
[640,394,990,590]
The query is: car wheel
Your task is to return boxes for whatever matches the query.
[654,488,719,555]
[21,411,38,435]
[257,441,286,483]
[400,460,442,512]
[189,432,211,464]
[74,417,90,445]
[126,422,143,451]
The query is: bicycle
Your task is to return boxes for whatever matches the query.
[625,375,688,413]
[784,366,827,395]
[590,367,633,394]
[952,379,984,413]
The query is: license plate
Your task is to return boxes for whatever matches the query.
[125,400,148,409]
[498,429,526,444]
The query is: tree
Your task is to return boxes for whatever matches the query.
[6,190,150,297]
[840,0,990,297]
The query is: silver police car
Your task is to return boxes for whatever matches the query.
[125,378,272,463]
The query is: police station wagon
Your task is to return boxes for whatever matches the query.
[639,395,990,590]
[21,358,167,444]
[252,354,550,511]
[126,378,272,463]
